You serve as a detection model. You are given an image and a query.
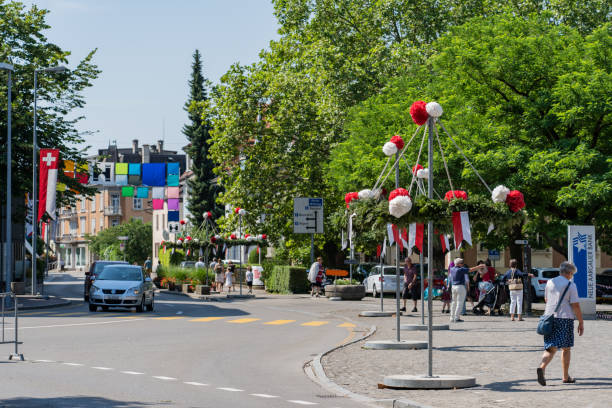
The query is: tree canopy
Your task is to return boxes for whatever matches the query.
[87,219,152,265]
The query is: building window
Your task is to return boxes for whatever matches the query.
[91,195,96,212]
[111,218,119,227]
[66,247,72,267]
[133,198,142,210]
[100,216,104,230]
[80,197,86,212]
[70,220,77,235]
[80,217,86,235]
[76,247,86,267]
[60,221,65,236]
[91,218,96,234]
[99,193,104,211]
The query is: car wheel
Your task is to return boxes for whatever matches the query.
[146,295,154,312]
[136,296,144,313]
[372,285,378,298]
[101,306,109,311]
[88,303,97,312]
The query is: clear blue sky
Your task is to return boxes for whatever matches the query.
[28,0,279,155]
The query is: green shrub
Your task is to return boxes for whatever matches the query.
[158,247,186,267]
[248,248,260,264]
[192,268,215,285]
[266,265,309,294]
[333,279,360,285]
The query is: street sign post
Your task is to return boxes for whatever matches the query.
[294,198,324,265]
[514,239,528,245]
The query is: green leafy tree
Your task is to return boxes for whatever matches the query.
[0,1,100,216]
[183,50,220,227]
[87,219,152,265]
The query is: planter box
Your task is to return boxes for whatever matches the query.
[195,285,211,295]
[11,281,25,295]
[324,284,366,300]
[181,284,195,293]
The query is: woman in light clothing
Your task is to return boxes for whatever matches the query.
[537,261,584,386]
[225,267,234,292]
[214,263,224,292]
[502,259,533,321]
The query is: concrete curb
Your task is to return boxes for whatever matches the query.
[16,298,72,311]
[158,290,256,302]
[307,325,432,408]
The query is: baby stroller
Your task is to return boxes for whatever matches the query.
[473,280,506,316]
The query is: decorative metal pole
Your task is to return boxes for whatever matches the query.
[420,251,424,324]
[395,151,400,342]
[2,63,14,301]
[32,70,38,295]
[239,213,242,296]
[380,241,384,312]
[427,117,434,377]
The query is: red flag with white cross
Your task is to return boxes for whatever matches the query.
[38,149,60,222]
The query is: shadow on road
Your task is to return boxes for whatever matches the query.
[0,396,160,407]
[481,377,612,392]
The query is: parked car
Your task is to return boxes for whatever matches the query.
[88,265,154,312]
[596,269,612,302]
[530,268,560,299]
[84,260,128,301]
[180,261,196,269]
[363,265,401,297]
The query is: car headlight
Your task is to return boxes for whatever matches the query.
[126,287,141,295]
[91,285,101,293]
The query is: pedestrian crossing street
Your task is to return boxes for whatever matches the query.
[18,308,357,329]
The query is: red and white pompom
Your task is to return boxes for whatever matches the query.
[506,190,525,213]
[194,238,199,243]
[234,207,241,214]
[425,102,443,118]
[388,188,412,218]
[203,211,212,219]
[382,135,405,156]
[417,168,429,179]
[261,234,267,240]
[230,233,237,240]
[177,239,183,245]
[410,101,429,126]
[412,164,423,175]
[210,236,217,243]
[491,185,510,203]
[444,190,468,201]
[186,236,192,241]
[179,220,186,225]
[238,208,247,216]
[358,189,373,199]
[345,192,359,208]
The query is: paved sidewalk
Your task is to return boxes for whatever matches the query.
[10,295,71,310]
[320,297,612,408]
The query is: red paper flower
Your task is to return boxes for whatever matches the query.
[210,236,216,243]
[180,220,186,225]
[505,190,525,212]
[410,100,429,126]
[444,190,468,201]
[345,192,359,209]
[230,233,237,240]
[261,234,267,240]
[186,236,192,241]
[412,164,423,175]
[204,211,212,219]
[380,188,388,198]
[244,234,250,238]
[388,188,410,201]
[390,135,404,150]
[234,207,241,214]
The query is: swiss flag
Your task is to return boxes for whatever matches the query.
[401,228,408,251]
[452,211,472,250]
[408,223,424,252]
[38,149,60,222]
[440,234,450,253]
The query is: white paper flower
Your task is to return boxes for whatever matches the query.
[416,168,429,179]
[491,185,510,203]
[358,189,373,199]
[426,102,443,118]
[238,209,247,216]
[388,188,412,218]
[382,141,398,156]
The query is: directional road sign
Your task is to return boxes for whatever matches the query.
[514,240,529,245]
[293,197,324,234]
[487,249,500,261]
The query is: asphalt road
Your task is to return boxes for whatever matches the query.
[0,272,364,408]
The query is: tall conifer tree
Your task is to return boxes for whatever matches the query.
[183,50,219,226]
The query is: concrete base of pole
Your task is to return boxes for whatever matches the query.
[363,340,427,350]
[358,311,395,317]
[383,374,476,389]
[329,297,343,301]
[400,323,449,331]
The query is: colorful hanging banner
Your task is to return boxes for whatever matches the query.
[167,186,180,199]
[167,174,179,187]
[167,162,180,175]
[152,199,164,210]
[142,163,166,186]
[128,163,141,175]
[168,211,180,222]
[152,187,165,199]
[136,187,149,198]
[167,198,179,210]
[38,149,60,221]
[115,174,128,185]
[121,186,134,197]
[115,163,128,175]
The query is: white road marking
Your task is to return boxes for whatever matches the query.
[33,359,55,363]
[217,387,244,392]
[251,394,279,398]
[121,371,144,375]
[8,319,148,330]
[62,363,83,366]
[92,366,113,370]
[288,401,318,405]
[184,381,208,386]
[176,311,183,315]
[152,376,177,381]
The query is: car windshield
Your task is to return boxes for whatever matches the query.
[93,262,125,275]
[98,267,142,281]
[542,270,559,279]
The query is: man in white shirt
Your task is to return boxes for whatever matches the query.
[195,257,206,270]
[537,261,584,386]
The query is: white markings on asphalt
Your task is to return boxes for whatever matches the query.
[250,394,279,398]
[288,401,318,405]
[176,311,183,315]
[121,371,144,375]
[217,387,244,392]
[62,363,83,366]
[92,366,113,370]
[33,359,55,363]
[12,319,148,330]
[184,381,208,386]
[152,376,177,381]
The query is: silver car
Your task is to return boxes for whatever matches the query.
[89,265,154,312]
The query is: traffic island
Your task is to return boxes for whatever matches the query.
[400,323,449,331]
[382,374,476,389]
[358,310,395,317]
[324,284,366,300]
[363,340,427,350]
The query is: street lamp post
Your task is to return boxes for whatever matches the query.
[32,66,69,296]
[1,63,14,301]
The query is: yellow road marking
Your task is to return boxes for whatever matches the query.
[336,329,356,347]
[337,322,356,328]
[227,318,260,324]
[52,312,86,317]
[190,317,225,322]
[264,320,296,325]
[301,321,329,327]
[20,310,76,316]
[115,316,142,319]
[153,316,185,320]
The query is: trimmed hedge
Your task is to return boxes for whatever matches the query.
[266,265,309,294]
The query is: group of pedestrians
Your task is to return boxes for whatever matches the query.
[209,258,254,294]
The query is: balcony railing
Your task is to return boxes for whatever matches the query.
[104,207,122,216]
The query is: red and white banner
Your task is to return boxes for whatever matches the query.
[38,149,60,222]
[440,233,450,253]
[408,223,424,252]
[401,227,408,251]
[387,223,395,246]
[452,211,472,250]
[386,223,402,250]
